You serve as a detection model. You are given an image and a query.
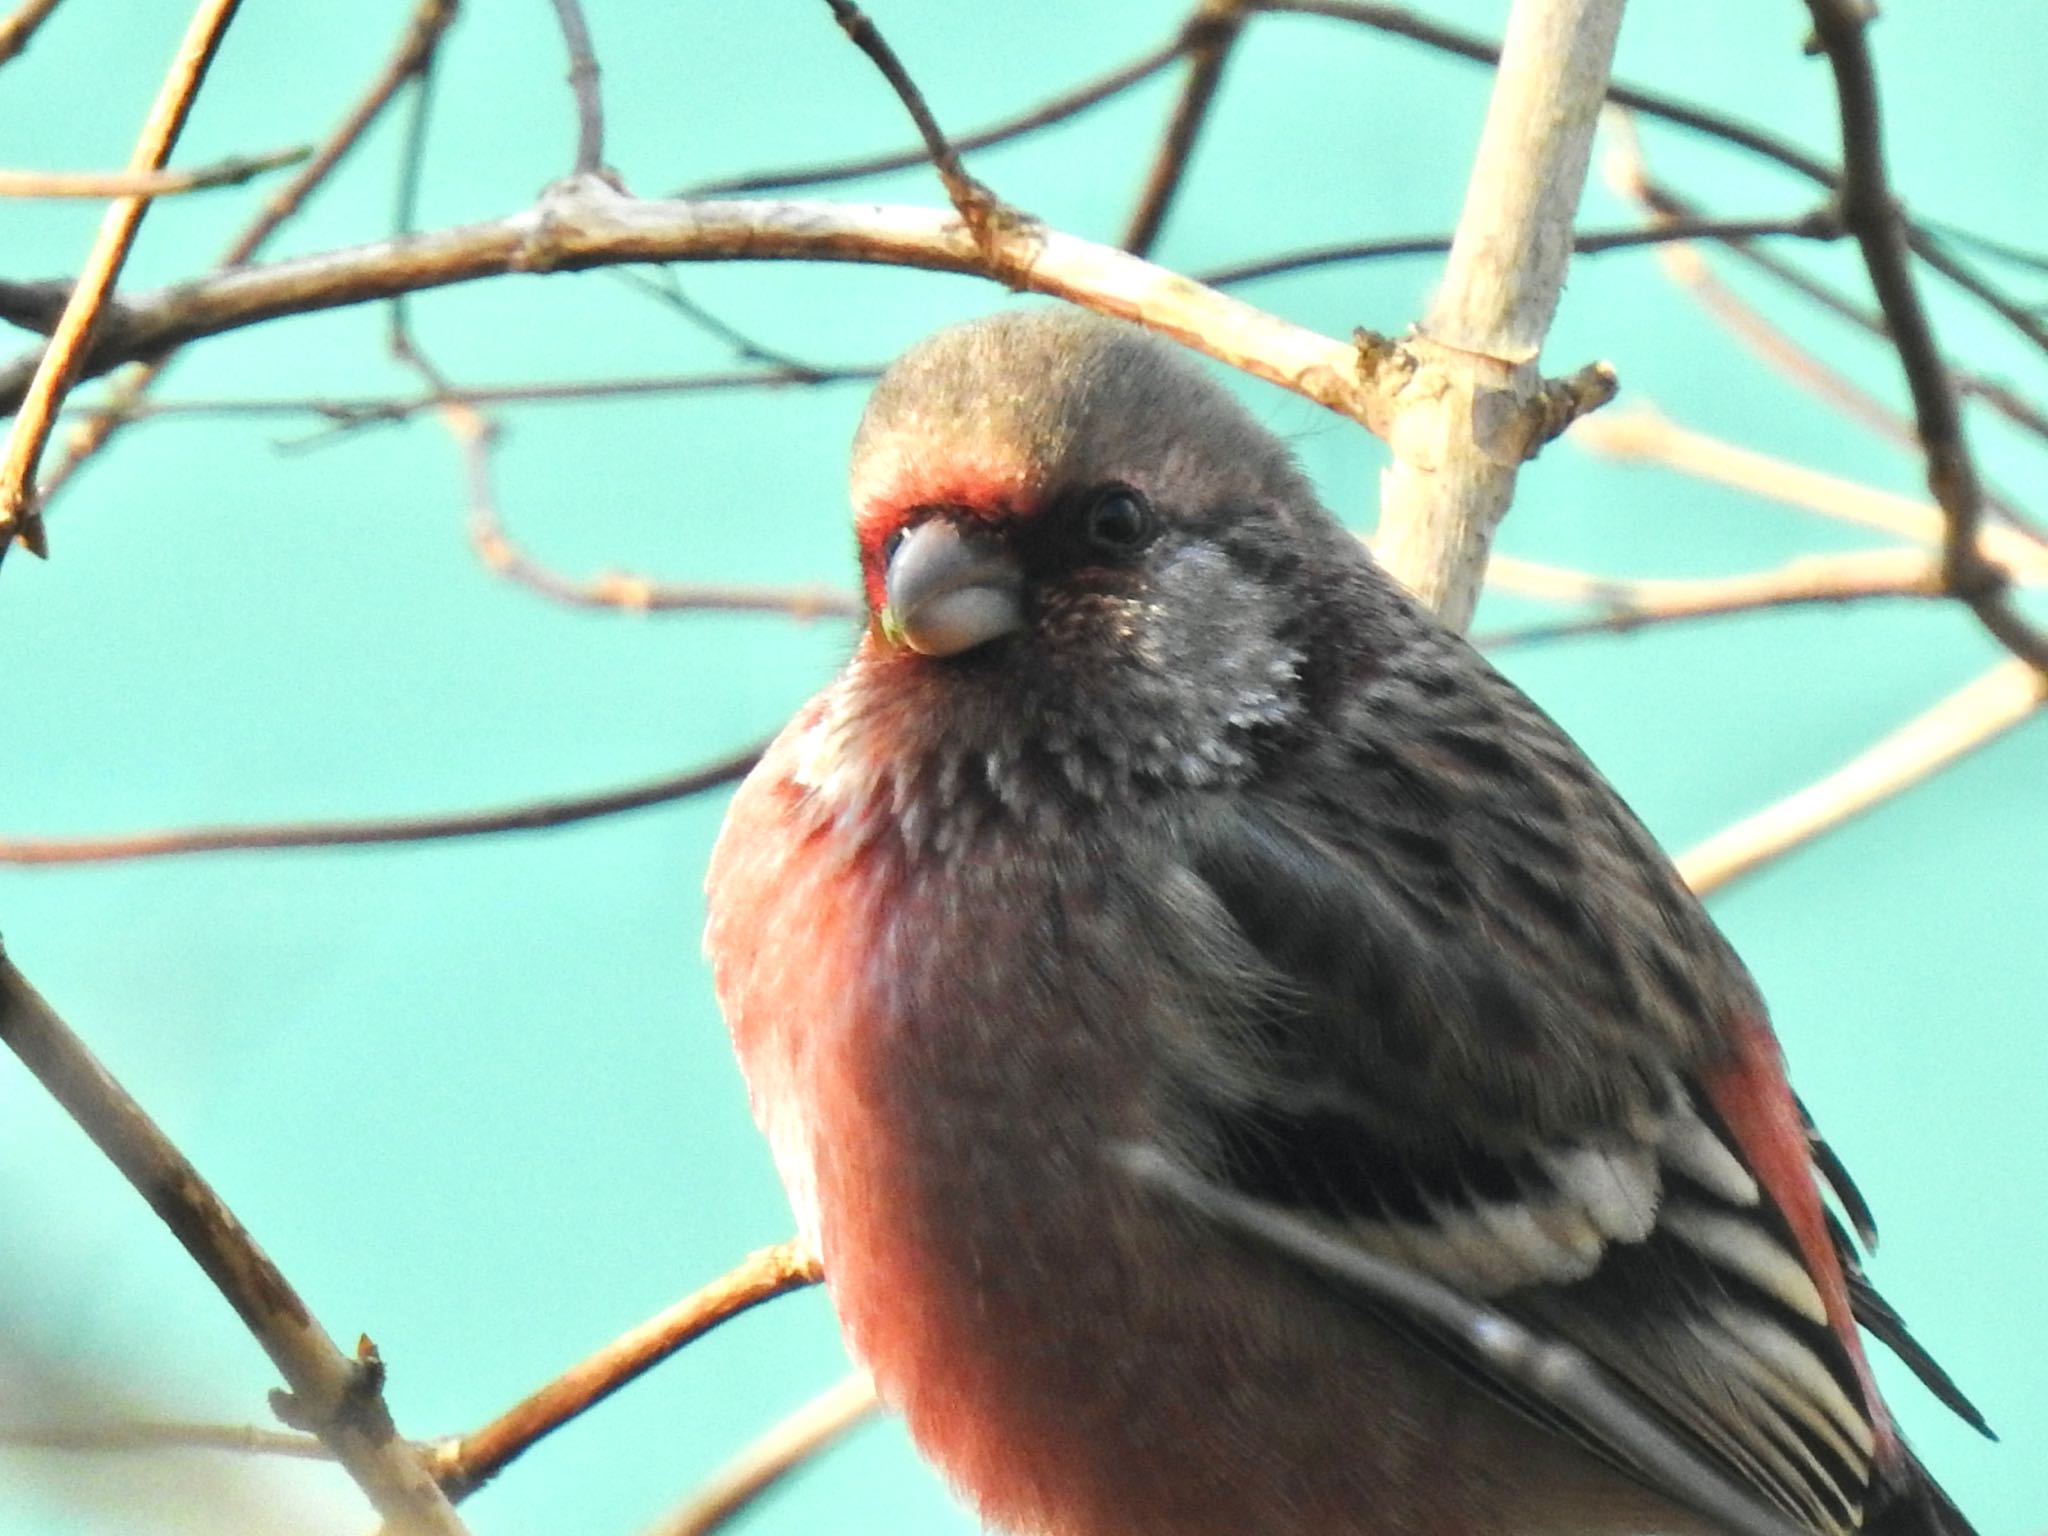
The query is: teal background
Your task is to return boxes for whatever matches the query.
[2,3,2042,1533]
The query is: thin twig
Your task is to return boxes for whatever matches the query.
[0,742,762,866]
[1802,0,2048,673]
[1369,0,1627,630]
[463,413,859,616]
[0,948,468,1534]
[1476,547,1945,650]
[545,0,604,175]
[29,0,460,513]
[1121,1147,1806,1536]
[0,0,244,559]
[432,1242,822,1500]
[1601,115,2048,535]
[1569,407,2048,581]
[0,1418,332,1460]
[0,145,309,199]
[71,365,880,436]
[1198,213,1836,287]
[1679,660,2048,896]
[646,1374,881,1536]
[0,0,61,65]
[603,268,840,373]
[821,0,1003,247]
[679,32,1186,197]
[1122,0,1249,256]
[1257,0,2048,358]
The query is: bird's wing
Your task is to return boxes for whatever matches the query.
[1164,765,1900,1536]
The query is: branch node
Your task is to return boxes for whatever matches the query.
[1531,359,1620,453]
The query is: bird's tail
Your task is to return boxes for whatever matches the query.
[1864,1451,1978,1536]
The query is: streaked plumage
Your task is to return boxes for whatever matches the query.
[705,309,1984,1536]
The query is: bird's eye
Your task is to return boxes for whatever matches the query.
[1077,488,1157,558]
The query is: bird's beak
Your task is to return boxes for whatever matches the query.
[881,518,1025,657]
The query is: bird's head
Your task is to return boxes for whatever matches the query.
[841,309,1390,799]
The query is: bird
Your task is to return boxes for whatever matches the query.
[703,307,1987,1536]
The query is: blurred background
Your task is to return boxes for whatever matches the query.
[1,2,2042,1533]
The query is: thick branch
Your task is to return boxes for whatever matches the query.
[0,190,1387,433]
[1371,0,1626,630]
[0,948,466,1534]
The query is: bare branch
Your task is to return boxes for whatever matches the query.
[0,1418,331,1460]
[432,1241,822,1501]
[545,0,605,175]
[0,145,309,199]
[75,365,879,436]
[0,192,1397,439]
[679,33,1187,197]
[0,0,61,66]
[0,743,763,866]
[1477,548,1945,650]
[1122,0,1250,256]
[646,1374,881,1536]
[29,0,460,513]
[1199,212,1838,287]
[821,0,1006,247]
[1801,0,2048,673]
[1679,660,2048,896]
[0,0,244,558]
[1370,0,1625,629]
[467,449,859,618]
[0,947,468,1534]
[1569,407,2048,581]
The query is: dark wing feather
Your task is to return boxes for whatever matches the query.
[1164,664,1891,1536]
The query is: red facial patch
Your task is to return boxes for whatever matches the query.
[853,455,1040,612]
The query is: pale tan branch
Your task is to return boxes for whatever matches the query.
[0,192,1391,436]
[0,743,762,866]
[1370,0,1626,631]
[1569,407,2048,580]
[431,1241,823,1501]
[1478,548,1946,649]
[646,1374,882,1536]
[1680,660,2048,896]
[0,948,467,1534]
[0,0,244,557]
[0,1418,331,1460]
[0,145,309,199]
[0,0,61,65]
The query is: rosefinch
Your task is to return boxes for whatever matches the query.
[704,310,1986,1536]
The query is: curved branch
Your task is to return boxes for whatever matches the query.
[1679,660,2047,896]
[646,1374,880,1536]
[0,743,763,865]
[0,949,467,1534]
[432,1241,822,1501]
[0,190,1388,433]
